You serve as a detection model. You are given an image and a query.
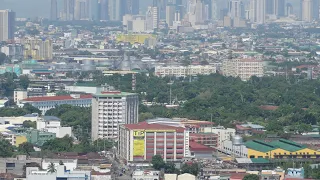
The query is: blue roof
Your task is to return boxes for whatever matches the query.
[241,123,265,129]
[43,116,61,121]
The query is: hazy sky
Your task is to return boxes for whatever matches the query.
[0,0,300,19]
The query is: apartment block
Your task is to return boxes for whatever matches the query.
[23,38,53,60]
[222,58,264,81]
[155,65,216,77]
[91,90,139,141]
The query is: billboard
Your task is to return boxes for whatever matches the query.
[133,139,145,156]
[133,131,145,137]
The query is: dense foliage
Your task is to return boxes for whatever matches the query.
[0,103,41,116]
[45,105,91,140]
[90,73,320,131]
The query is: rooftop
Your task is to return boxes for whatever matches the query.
[123,121,185,132]
[245,139,308,152]
[189,141,213,151]
[42,116,61,121]
[22,94,92,102]
[93,91,137,97]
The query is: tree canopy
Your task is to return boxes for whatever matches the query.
[0,139,14,157]
[243,174,260,180]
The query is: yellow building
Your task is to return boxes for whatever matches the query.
[15,135,27,147]
[246,139,320,159]
[116,34,156,44]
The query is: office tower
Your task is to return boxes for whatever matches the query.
[274,0,285,17]
[286,3,293,16]
[23,38,53,60]
[266,0,274,14]
[229,0,244,19]
[302,0,312,22]
[166,5,176,26]
[312,0,319,20]
[126,0,140,15]
[211,0,218,20]
[0,10,15,42]
[249,0,257,22]
[159,0,168,19]
[256,0,266,23]
[74,0,90,20]
[109,0,125,21]
[63,0,75,21]
[146,6,159,30]
[100,0,109,20]
[50,0,58,21]
[188,0,207,26]
[91,0,99,20]
[91,90,139,140]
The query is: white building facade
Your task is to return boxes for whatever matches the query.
[222,58,264,81]
[155,65,216,77]
[36,116,72,138]
[91,91,139,141]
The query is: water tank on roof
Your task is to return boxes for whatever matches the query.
[232,135,243,146]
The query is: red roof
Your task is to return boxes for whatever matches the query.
[229,173,248,179]
[189,133,218,137]
[259,105,279,111]
[124,121,185,132]
[189,141,213,151]
[22,94,92,102]
[236,125,251,130]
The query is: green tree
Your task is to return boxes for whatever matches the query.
[151,155,165,170]
[181,163,200,176]
[23,103,41,115]
[18,142,35,154]
[19,75,30,89]
[42,135,74,152]
[0,53,7,65]
[164,162,176,173]
[243,174,260,180]
[138,112,154,122]
[47,162,56,173]
[0,139,14,157]
[22,120,36,129]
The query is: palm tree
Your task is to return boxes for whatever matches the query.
[47,162,56,173]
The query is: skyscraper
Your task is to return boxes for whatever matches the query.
[274,0,285,17]
[109,0,125,21]
[91,0,99,20]
[63,0,75,21]
[256,0,266,24]
[0,10,15,42]
[125,0,140,15]
[166,4,176,26]
[302,0,313,22]
[100,0,109,20]
[50,0,58,21]
[74,0,90,20]
[229,0,244,19]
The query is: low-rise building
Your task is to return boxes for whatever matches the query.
[25,165,91,180]
[132,169,160,180]
[0,114,38,132]
[203,126,236,149]
[222,58,264,81]
[25,129,56,146]
[118,121,190,162]
[0,131,27,147]
[19,94,92,114]
[36,116,72,138]
[0,155,42,176]
[42,159,77,171]
[155,65,216,78]
[189,133,218,148]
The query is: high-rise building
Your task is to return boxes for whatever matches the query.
[0,10,15,42]
[188,0,207,26]
[91,0,99,20]
[274,0,285,17]
[211,0,219,20]
[312,0,319,20]
[91,90,139,140]
[302,0,313,22]
[100,0,109,20]
[62,0,75,21]
[250,0,265,24]
[23,38,53,60]
[266,0,274,14]
[228,0,244,19]
[74,0,90,20]
[50,0,58,21]
[109,0,125,21]
[125,0,140,15]
[145,5,159,31]
[166,5,176,26]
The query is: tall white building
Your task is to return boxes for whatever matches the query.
[188,0,207,26]
[109,0,124,21]
[0,10,15,42]
[146,6,159,31]
[166,5,176,27]
[256,0,266,24]
[229,0,243,19]
[91,90,139,141]
[74,0,90,20]
[302,0,313,22]
[222,58,264,81]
